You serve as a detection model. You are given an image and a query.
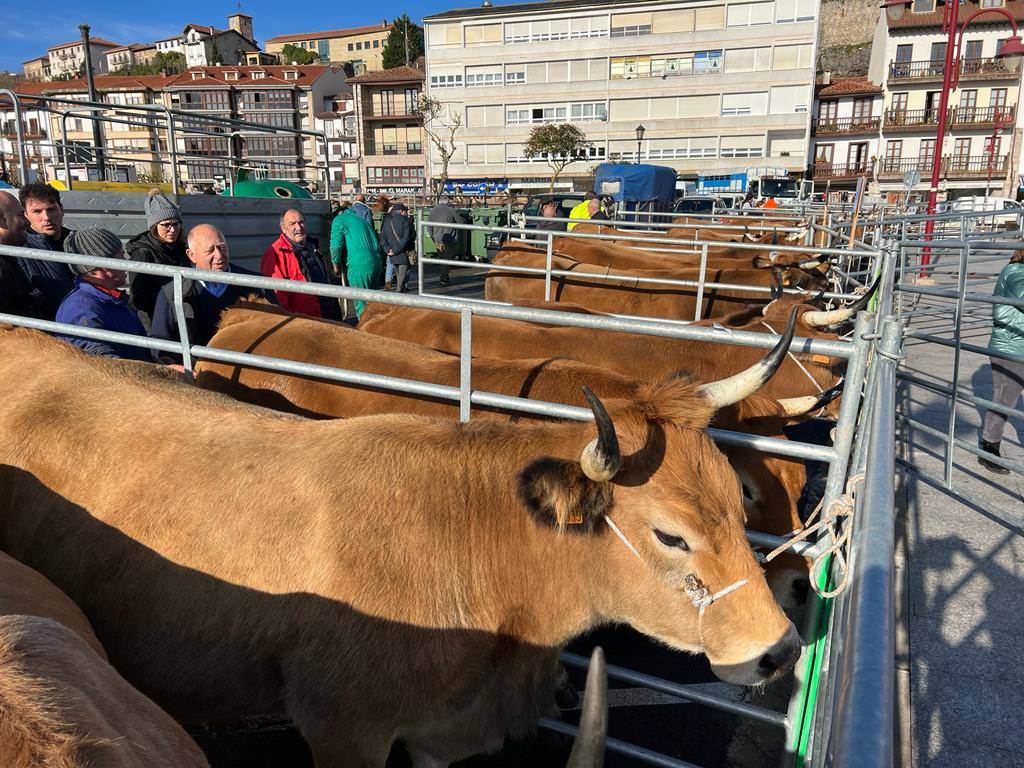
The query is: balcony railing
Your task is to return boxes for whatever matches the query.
[884,108,941,129]
[946,154,1009,177]
[363,142,423,156]
[813,116,880,135]
[888,57,1019,81]
[949,105,1015,127]
[812,162,871,179]
[879,157,934,176]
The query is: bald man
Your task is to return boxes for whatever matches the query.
[150,224,273,356]
[0,191,41,317]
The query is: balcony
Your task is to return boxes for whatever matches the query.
[878,157,934,178]
[364,110,419,121]
[888,58,1020,83]
[946,154,1009,178]
[949,105,1016,129]
[883,108,941,131]
[812,162,871,179]
[813,116,880,136]
[363,142,422,156]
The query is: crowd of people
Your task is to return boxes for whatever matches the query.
[0,186,459,366]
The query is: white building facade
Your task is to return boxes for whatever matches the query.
[423,0,819,192]
[866,0,1024,202]
[47,38,121,79]
[809,76,884,193]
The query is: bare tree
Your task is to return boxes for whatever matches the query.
[414,94,462,199]
[522,124,593,192]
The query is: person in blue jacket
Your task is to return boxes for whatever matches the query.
[56,228,151,362]
[978,249,1024,473]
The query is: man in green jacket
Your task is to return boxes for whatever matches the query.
[978,251,1024,473]
[330,207,384,319]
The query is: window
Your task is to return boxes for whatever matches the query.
[652,9,699,33]
[348,43,353,51]
[694,50,723,72]
[506,107,531,125]
[852,97,874,121]
[465,24,501,46]
[959,89,978,111]
[404,89,418,114]
[568,16,610,39]
[610,12,652,37]
[643,136,717,159]
[727,2,774,27]
[283,70,299,80]
[238,90,292,110]
[570,101,607,121]
[427,24,462,48]
[774,43,813,69]
[775,0,816,23]
[953,137,971,159]
[720,135,763,158]
[815,143,834,164]
[919,138,936,165]
[251,71,265,80]
[610,56,651,80]
[981,0,1005,6]
[570,58,605,81]
[465,144,503,164]
[964,40,983,60]
[770,85,809,114]
[984,135,1002,156]
[466,65,502,87]
[769,136,803,157]
[819,100,838,121]
[373,40,379,48]
[913,0,934,11]
[726,47,772,73]
[930,42,947,65]
[430,72,463,88]
[466,105,503,127]
[885,139,902,164]
[722,92,768,116]
[895,44,913,65]
[356,42,363,50]
[505,65,526,84]
[990,88,1008,109]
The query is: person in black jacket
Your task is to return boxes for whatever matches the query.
[150,224,273,362]
[379,203,416,292]
[126,189,188,328]
[18,183,75,318]
[0,191,43,319]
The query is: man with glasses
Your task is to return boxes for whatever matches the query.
[126,189,189,329]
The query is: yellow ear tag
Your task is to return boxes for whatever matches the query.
[811,355,832,365]
[566,510,584,525]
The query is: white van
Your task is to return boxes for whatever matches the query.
[940,196,1022,230]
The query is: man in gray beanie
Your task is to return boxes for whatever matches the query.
[125,188,188,328]
[56,227,152,362]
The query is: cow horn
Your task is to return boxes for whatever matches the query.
[697,308,798,408]
[777,381,845,417]
[808,287,827,307]
[770,269,784,300]
[797,257,827,270]
[802,274,881,328]
[566,647,607,768]
[580,387,621,482]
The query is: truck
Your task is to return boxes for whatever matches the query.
[694,166,810,206]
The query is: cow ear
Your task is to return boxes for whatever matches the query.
[517,458,613,533]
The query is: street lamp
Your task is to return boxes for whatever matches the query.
[880,0,1024,267]
[635,124,645,164]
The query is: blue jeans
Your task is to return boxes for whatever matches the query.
[385,256,396,284]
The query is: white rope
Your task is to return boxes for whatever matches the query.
[761,321,825,395]
[762,473,864,599]
[603,515,748,613]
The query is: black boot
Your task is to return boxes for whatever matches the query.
[979,440,1010,474]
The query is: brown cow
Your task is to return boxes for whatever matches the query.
[197,305,815,612]
[0,553,209,768]
[359,296,850,413]
[485,243,824,320]
[0,328,799,767]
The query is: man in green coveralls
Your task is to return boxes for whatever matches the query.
[329,207,384,319]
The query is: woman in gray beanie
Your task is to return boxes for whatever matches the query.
[125,188,188,327]
[55,227,152,362]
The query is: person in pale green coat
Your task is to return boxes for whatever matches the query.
[978,250,1024,473]
[330,208,384,318]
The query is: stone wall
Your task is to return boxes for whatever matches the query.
[819,0,879,49]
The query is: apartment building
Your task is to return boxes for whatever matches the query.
[314,94,360,192]
[154,35,186,56]
[21,57,52,82]
[265,22,394,72]
[162,65,348,186]
[348,65,426,194]
[12,76,174,183]
[183,15,260,68]
[866,0,1023,202]
[47,37,122,79]
[809,76,883,192]
[0,95,54,183]
[105,44,158,74]
[422,0,819,192]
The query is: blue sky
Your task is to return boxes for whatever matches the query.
[0,0,486,73]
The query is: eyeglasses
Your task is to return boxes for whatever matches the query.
[157,221,182,230]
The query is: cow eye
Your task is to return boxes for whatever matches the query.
[654,529,689,551]
[741,484,754,501]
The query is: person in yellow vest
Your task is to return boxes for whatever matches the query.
[567,191,597,230]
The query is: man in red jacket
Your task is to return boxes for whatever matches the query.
[260,209,340,319]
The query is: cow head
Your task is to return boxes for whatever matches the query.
[517,313,802,686]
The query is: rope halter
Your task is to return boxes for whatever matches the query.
[604,515,749,616]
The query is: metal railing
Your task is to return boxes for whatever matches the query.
[0,217,888,767]
[813,116,881,135]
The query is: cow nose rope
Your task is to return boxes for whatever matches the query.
[603,515,748,613]
[762,473,864,599]
[761,321,825,395]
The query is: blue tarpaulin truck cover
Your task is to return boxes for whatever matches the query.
[593,163,677,212]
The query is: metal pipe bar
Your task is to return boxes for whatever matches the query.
[897,283,1024,310]
[897,413,1024,475]
[903,330,1024,364]
[538,719,700,768]
[559,652,788,727]
[898,370,1024,422]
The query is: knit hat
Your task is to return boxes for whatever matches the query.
[63,228,125,275]
[144,188,181,229]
